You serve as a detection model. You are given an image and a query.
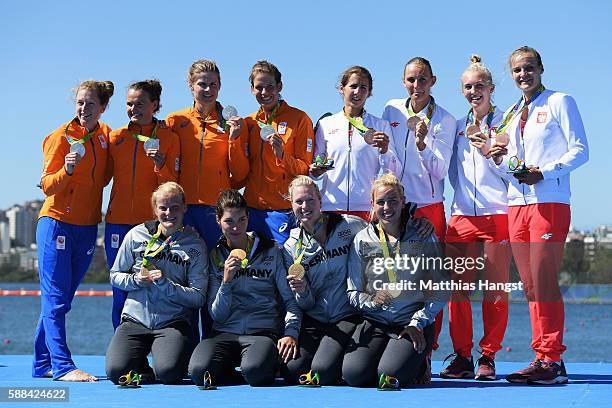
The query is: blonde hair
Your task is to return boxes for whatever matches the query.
[462,54,494,86]
[371,173,405,202]
[74,80,114,107]
[151,182,186,209]
[508,46,544,72]
[288,176,322,201]
[188,59,221,84]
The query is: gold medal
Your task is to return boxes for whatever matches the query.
[141,262,156,277]
[288,263,305,280]
[229,249,247,260]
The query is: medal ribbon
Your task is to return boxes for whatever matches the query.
[294,214,327,266]
[466,105,495,137]
[64,119,98,146]
[256,100,282,128]
[142,224,183,266]
[377,223,398,284]
[132,120,159,143]
[495,85,545,134]
[406,96,436,126]
[240,235,255,268]
[344,111,370,134]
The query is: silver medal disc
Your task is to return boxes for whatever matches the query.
[222,105,238,121]
[260,125,275,141]
[143,138,160,151]
[70,143,86,158]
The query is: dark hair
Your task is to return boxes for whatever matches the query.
[339,66,373,95]
[249,60,282,86]
[75,80,114,107]
[404,57,434,77]
[508,46,544,72]
[215,190,248,219]
[129,79,162,113]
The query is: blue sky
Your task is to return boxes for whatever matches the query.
[1,0,610,230]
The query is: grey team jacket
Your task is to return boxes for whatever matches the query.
[110,221,208,330]
[347,211,450,329]
[208,232,302,340]
[283,214,366,323]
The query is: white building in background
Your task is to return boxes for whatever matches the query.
[0,218,10,253]
[6,205,34,247]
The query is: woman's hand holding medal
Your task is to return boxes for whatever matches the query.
[64,151,83,175]
[365,131,390,154]
[223,252,244,284]
[287,275,307,294]
[372,290,393,307]
[414,120,428,151]
[145,148,166,169]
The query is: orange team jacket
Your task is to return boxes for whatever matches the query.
[105,121,180,224]
[237,101,314,210]
[39,118,111,226]
[166,106,248,206]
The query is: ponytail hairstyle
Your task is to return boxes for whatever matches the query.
[128,79,162,113]
[75,80,114,107]
[462,54,494,86]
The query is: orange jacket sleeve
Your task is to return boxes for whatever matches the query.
[155,127,180,183]
[277,113,314,177]
[40,131,72,196]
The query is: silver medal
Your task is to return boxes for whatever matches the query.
[143,138,160,151]
[222,105,238,120]
[260,125,275,141]
[70,143,85,158]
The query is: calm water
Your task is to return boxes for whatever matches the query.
[1,283,611,362]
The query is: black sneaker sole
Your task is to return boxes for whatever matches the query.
[527,376,569,385]
[505,376,529,384]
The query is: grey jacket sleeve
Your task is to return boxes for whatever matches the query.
[282,242,315,310]
[409,236,451,329]
[208,252,234,323]
[109,230,142,291]
[155,241,208,309]
[275,247,302,339]
[347,234,379,311]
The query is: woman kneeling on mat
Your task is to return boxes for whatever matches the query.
[189,189,302,387]
[343,173,449,388]
[105,182,208,385]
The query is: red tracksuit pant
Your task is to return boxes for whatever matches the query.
[446,214,511,359]
[508,203,569,362]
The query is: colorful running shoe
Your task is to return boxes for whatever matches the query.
[527,360,568,385]
[506,360,542,383]
[475,355,496,381]
[440,353,475,379]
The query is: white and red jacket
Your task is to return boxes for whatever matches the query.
[500,89,589,206]
[382,98,457,207]
[449,107,508,216]
[313,110,400,211]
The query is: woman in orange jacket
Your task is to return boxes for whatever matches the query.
[166,60,246,250]
[238,60,315,243]
[105,80,180,329]
[34,80,114,382]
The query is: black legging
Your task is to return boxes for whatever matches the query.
[189,331,278,387]
[283,314,361,385]
[342,319,434,387]
[105,320,192,385]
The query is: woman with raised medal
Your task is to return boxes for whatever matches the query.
[34,80,114,382]
[382,57,456,352]
[312,66,400,221]
[233,60,314,244]
[189,190,302,387]
[105,182,208,385]
[489,47,589,385]
[166,59,246,250]
[105,80,180,330]
[343,174,447,388]
[440,55,511,381]
[281,176,367,385]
